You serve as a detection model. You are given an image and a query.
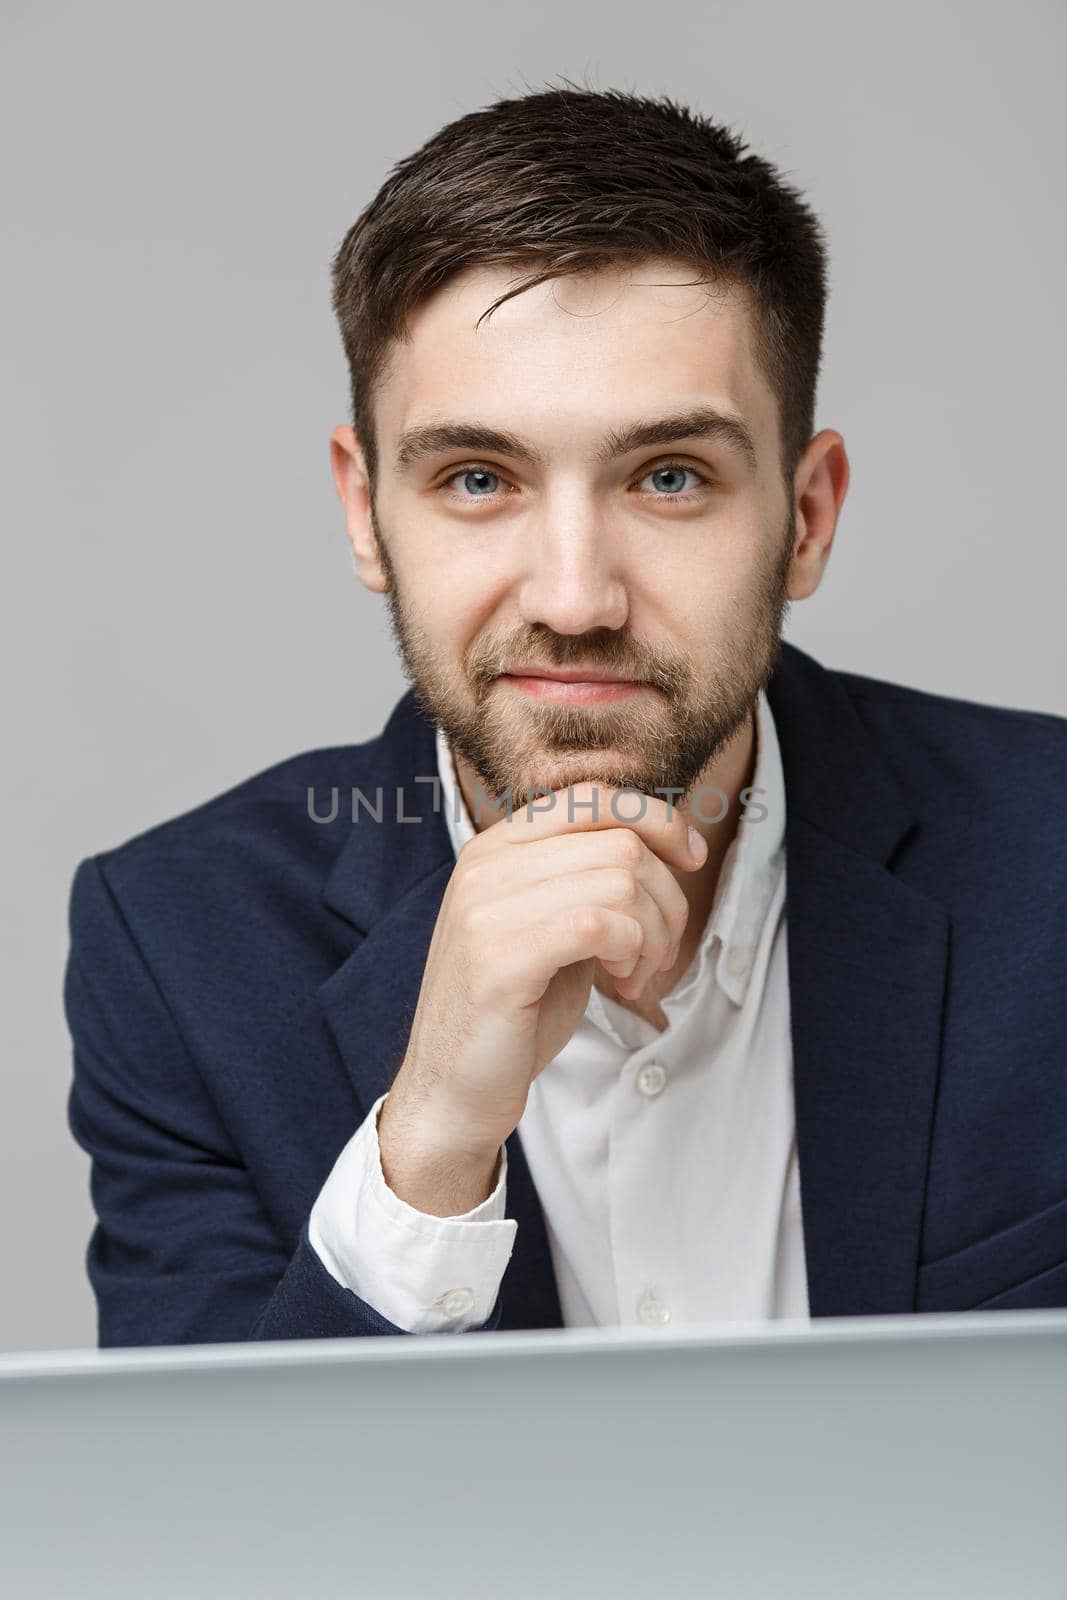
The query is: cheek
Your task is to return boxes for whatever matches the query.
[405,578,489,673]
[671,515,771,593]
[419,550,519,640]
[645,546,752,629]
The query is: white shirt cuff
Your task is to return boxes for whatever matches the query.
[308,1091,517,1333]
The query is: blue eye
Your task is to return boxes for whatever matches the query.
[444,467,505,498]
[438,460,712,505]
[638,464,707,499]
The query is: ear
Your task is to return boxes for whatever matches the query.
[786,430,850,601]
[330,425,389,593]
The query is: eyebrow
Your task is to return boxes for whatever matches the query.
[393,405,759,476]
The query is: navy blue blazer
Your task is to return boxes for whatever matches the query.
[64,642,1067,1347]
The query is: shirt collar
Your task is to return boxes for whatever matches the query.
[434,689,785,1007]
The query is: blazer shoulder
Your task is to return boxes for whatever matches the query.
[824,664,1067,874]
[73,731,390,915]
[830,664,1067,774]
[831,664,1066,736]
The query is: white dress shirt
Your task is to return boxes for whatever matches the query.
[309,690,809,1333]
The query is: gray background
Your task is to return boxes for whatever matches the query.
[3,0,1064,1353]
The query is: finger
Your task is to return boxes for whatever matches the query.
[462,831,690,988]
[473,903,645,1009]
[490,868,672,986]
[489,780,706,874]
[516,829,691,960]
[538,905,645,984]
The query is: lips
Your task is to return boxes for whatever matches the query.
[503,668,640,685]
[499,670,647,705]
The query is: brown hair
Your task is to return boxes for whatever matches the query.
[331,79,829,496]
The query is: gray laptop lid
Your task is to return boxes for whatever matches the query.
[2,1311,1065,1600]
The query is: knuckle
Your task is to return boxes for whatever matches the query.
[605,868,640,908]
[570,903,607,942]
[611,829,644,868]
[456,852,491,893]
[457,899,493,941]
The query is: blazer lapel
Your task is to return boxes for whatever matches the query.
[316,689,563,1330]
[767,646,950,1316]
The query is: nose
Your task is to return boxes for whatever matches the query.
[516,512,629,636]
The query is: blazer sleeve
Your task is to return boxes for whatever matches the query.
[63,855,504,1347]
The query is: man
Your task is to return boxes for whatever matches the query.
[65,85,1067,1348]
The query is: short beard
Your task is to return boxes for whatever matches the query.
[372,500,794,810]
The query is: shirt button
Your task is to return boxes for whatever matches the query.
[636,1061,667,1097]
[637,1290,671,1328]
[725,944,750,977]
[437,1287,475,1318]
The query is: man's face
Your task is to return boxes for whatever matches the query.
[358,259,801,808]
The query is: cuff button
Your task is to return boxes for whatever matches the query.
[437,1286,476,1318]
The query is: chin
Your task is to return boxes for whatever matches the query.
[517,752,642,796]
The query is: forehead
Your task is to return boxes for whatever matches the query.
[375,258,777,463]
